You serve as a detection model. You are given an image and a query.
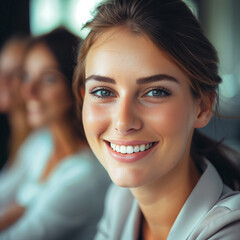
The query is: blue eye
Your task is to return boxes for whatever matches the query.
[145,88,170,97]
[41,74,57,84]
[90,88,115,98]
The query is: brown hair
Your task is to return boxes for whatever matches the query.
[73,0,240,189]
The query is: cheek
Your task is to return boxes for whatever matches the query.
[11,78,22,92]
[82,100,110,139]
[43,86,71,109]
[145,98,196,138]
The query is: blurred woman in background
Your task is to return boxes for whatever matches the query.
[0,36,31,169]
[0,28,109,240]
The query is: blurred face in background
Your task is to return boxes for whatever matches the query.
[22,43,73,128]
[0,42,26,113]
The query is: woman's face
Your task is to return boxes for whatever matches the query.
[22,43,72,128]
[0,43,25,113]
[83,28,207,188]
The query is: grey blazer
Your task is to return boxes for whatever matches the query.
[94,159,240,240]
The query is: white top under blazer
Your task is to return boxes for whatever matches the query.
[94,159,240,240]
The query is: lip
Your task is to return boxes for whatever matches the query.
[26,101,42,113]
[105,140,159,163]
[107,140,153,146]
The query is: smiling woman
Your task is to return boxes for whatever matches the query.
[73,0,240,239]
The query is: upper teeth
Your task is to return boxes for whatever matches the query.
[110,143,153,154]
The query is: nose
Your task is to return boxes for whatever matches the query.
[113,97,143,135]
[22,81,39,100]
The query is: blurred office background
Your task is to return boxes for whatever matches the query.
[0,0,240,168]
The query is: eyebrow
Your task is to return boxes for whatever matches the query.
[85,74,179,85]
[136,74,179,85]
[85,75,115,84]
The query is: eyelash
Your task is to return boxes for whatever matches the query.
[143,87,171,98]
[89,87,116,99]
[89,86,172,99]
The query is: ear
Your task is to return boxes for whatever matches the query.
[194,92,215,128]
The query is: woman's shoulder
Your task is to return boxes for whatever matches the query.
[187,166,240,240]
[218,185,240,209]
[189,190,240,240]
[56,147,107,178]
[18,128,52,155]
[12,128,52,168]
[50,147,111,196]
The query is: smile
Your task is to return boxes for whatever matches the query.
[109,142,156,154]
[105,140,158,163]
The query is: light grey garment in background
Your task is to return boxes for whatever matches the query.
[94,159,240,240]
[0,129,110,240]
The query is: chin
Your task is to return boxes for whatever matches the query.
[28,116,44,129]
[108,167,147,188]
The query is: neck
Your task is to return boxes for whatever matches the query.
[9,107,28,133]
[131,156,200,240]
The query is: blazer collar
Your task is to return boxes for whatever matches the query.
[122,159,224,240]
[168,159,223,239]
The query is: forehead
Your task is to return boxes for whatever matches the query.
[0,44,24,71]
[85,27,189,82]
[25,43,59,73]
